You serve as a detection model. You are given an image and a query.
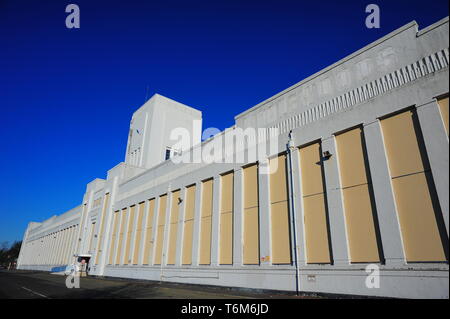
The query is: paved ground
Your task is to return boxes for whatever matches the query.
[0,270,319,299]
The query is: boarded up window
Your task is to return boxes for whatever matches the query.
[220,172,234,265]
[108,212,119,265]
[336,127,380,263]
[167,190,181,265]
[123,205,136,265]
[142,199,156,265]
[381,109,446,262]
[132,202,145,265]
[154,194,167,265]
[95,193,110,265]
[199,179,213,265]
[269,154,292,264]
[299,142,331,264]
[182,185,196,265]
[115,208,128,265]
[243,164,259,265]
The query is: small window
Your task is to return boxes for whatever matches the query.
[165,148,171,160]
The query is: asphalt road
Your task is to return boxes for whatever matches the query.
[0,270,314,299]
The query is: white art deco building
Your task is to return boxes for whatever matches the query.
[17,17,449,298]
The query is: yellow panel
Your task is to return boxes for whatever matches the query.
[219,212,233,265]
[201,179,214,218]
[220,172,234,213]
[199,216,212,265]
[182,220,194,265]
[391,173,446,262]
[220,172,234,265]
[243,164,259,208]
[182,185,196,265]
[123,205,136,265]
[243,207,259,264]
[342,185,380,262]
[335,128,368,188]
[303,194,331,264]
[381,110,425,177]
[167,190,181,265]
[185,185,196,219]
[299,143,325,196]
[132,202,145,265]
[142,199,155,265]
[269,154,288,203]
[88,222,96,252]
[154,195,167,265]
[270,201,291,264]
[115,209,127,265]
[95,193,110,265]
[437,97,449,135]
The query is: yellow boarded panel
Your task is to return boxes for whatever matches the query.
[342,185,380,262]
[269,155,291,264]
[142,199,155,265]
[299,142,331,264]
[154,194,167,265]
[243,164,259,264]
[220,172,234,213]
[299,143,325,196]
[381,110,425,177]
[220,172,234,265]
[88,222,96,252]
[115,208,127,265]
[243,207,259,264]
[167,190,181,265]
[335,128,368,188]
[199,216,212,265]
[382,110,445,262]
[391,172,446,262]
[95,193,110,265]
[219,212,233,265]
[123,205,136,265]
[269,154,288,203]
[437,96,449,135]
[132,202,145,265]
[182,220,194,265]
[182,185,196,265]
[199,179,213,264]
[303,194,331,264]
[336,128,380,263]
[243,164,259,208]
[270,201,291,264]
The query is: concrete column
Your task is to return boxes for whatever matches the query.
[162,187,172,267]
[363,121,405,266]
[290,147,307,266]
[192,182,202,266]
[211,176,221,267]
[321,137,349,265]
[258,159,271,265]
[233,168,243,266]
[175,187,186,266]
[416,101,449,236]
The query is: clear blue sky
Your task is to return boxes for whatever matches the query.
[0,0,448,245]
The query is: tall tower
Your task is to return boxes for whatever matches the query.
[124,94,202,169]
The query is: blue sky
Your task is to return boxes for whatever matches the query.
[0,0,448,245]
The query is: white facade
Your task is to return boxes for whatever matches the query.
[17,17,449,298]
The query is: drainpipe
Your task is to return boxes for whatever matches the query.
[286,130,300,296]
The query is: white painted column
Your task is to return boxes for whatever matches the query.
[258,159,271,265]
[321,137,349,265]
[363,121,405,266]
